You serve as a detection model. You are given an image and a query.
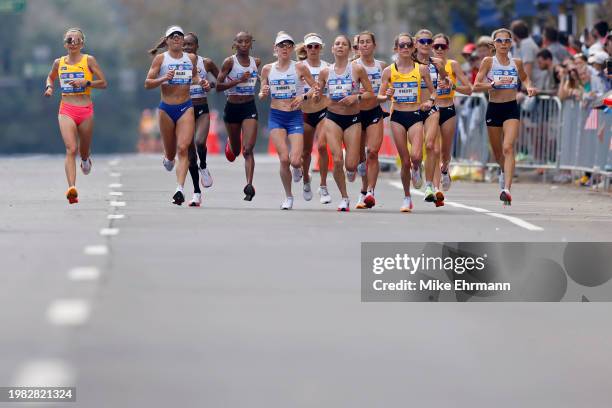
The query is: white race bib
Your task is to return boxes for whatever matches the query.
[168,63,192,85]
[328,78,353,101]
[393,82,418,103]
[270,78,297,99]
[492,69,518,89]
[60,72,85,93]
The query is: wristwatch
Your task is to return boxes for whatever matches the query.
[86,80,92,87]
[429,95,436,102]
[358,94,362,102]
[303,94,308,101]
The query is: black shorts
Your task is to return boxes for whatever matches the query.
[419,105,439,122]
[438,105,456,126]
[360,105,384,129]
[304,108,327,128]
[485,101,520,127]
[390,110,422,131]
[194,103,209,120]
[223,100,258,124]
[326,111,361,131]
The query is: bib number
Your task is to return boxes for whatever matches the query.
[393,82,418,103]
[270,78,297,99]
[235,71,257,94]
[190,84,206,98]
[328,78,353,101]
[60,72,85,93]
[492,69,518,89]
[168,64,192,85]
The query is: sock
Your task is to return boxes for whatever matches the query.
[197,145,207,169]
[361,190,367,196]
[176,184,184,193]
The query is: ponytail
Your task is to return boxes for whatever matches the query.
[295,43,307,61]
[149,36,167,55]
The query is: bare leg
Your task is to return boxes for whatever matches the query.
[423,112,440,183]
[316,121,329,187]
[502,119,520,190]
[271,129,292,197]
[343,124,362,173]
[58,115,79,187]
[365,120,384,191]
[487,126,505,169]
[76,117,94,161]
[390,122,412,197]
[174,108,195,187]
[241,119,258,185]
[159,110,177,161]
[302,122,315,184]
[325,119,348,198]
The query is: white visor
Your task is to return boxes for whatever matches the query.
[304,35,323,46]
[165,26,184,37]
[275,33,294,46]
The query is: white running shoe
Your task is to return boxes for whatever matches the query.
[411,165,423,189]
[357,161,367,177]
[291,166,303,182]
[80,158,92,175]
[337,197,350,212]
[303,182,313,201]
[318,186,332,204]
[441,169,451,191]
[199,168,213,188]
[346,170,357,182]
[163,157,175,171]
[498,170,505,190]
[188,193,202,207]
[281,196,294,210]
[356,193,367,209]
[400,196,414,213]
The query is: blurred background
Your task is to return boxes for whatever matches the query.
[0,0,610,155]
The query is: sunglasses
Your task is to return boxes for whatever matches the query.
[168,33,184,40]
[64,37,83,45]
[417,38,433,45]
[306,44,321,49]
[433,43,449,51]
[277,42,294,49]
[352,45,359,50]
[494,38,512,44]
[398,42,413,49]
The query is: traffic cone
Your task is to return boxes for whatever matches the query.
[268,136,277,155]
[207,111,221,154]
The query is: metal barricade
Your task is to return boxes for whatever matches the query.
[517,96,563,169]
[453,93,490,168]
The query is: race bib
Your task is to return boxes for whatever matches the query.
[362,72,382,94]
[168,63,192,85]
[328,78,353,101]
[235,71,258,94]
[437,79,452,96]
[393,81,418,103]
[60,72,85,93]
[421,66,438,89]
[492,69,518,89]
[190,84,206,98]
[270,78,297,99]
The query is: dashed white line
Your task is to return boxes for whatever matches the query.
[110,201,126,207]
[84,245,108,255]
[108,183,123,188]
[68,267,100,282]
[12,359,75,387]
[46,299,91,326]
[110,172,121,178]
[100,228,119,236]
[109,158,120,166]
[107,214,125,220]
[388,181,544,232]
[109,191,123,196]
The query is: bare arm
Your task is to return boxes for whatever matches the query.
[377,66,393,103]
[515,59,537,96]
[452,60,472,95]
[258,64,271,100]
[43,58,60,96]
[87,55,108,89]
[473,57,494,92]
[144,54,168,89]
[356,64,374,102]
[204,58,220,89]
[215,57,239,92]
[297,62,319,100]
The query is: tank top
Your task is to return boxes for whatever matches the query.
[190,55,207,99]
[58,54,93,96]
[225,55,258,96]
[436,60,456,99]
[327,63,358,102]
[486,56,519,90]
[390,62,421,104]
[420,61,438,90]
[356,58,384,94]
[158,51,193,85]
[303,59,329,94]
[268,61,303,100]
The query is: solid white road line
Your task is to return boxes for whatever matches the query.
[388,181,544,232]
[108,183,123,188]
[99,228,119,236]
[109,191,123,196]
[110,172,121,178]
[12,359,75,387]
[109,158,120,166]
[46,299,91,326]
[110,201,126,207]
[84,245,108,256]
[107,214,125,220]
[68,267,100,282]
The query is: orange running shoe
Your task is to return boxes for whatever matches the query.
[66,186,78,204]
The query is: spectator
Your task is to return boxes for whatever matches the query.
[588,51,611,92]
[588,21,609,55]
[605,34,612,56]
[558,62,582,101]
[461,42,476,78]
[558,32,577,56]
[543,26,571,64]
[511,20,540,82]
[535,49,557,94]
[470,36,493,83]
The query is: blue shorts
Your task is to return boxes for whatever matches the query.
[268,108,304,135]
[159,99,193,124]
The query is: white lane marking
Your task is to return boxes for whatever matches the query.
[108,183,123,188]
[109,191,123,196]
[84,245,108,255]
[107,214,125,220]
[109,158,120,166]
[110,172,121,177]
[46,299,91,326]
[68,267,100,281]
[388,181,544,232]
[12,359,75,387]
[110,201,126,207]
[100,228,119,236]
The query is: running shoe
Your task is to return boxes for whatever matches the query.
[80,158,92,175]
[291,166,303,182]
[163,157,175,171]
[303,182,313,201]
[356,193,367,209]
[225,142,236,162]
[337,197,350,212]
[500,189,512,206]
[188,193,202,207]
[66,186,78,204]
[435,190,445,207]
[400,196,414,213]
[243,184,255,201]
[172,189,185,205]
[357,161,367,177]
[199,168,213,188]
[318,186,332,204]
[498,170,505,190]
[281,196,294,210]
[411,165,423,189]
[441,169,451,191]
[346,170,357,182]
[424,184,435,202]
[364,191,376,208]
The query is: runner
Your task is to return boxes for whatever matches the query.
[145,25,207,205]
[377,33,436,212]
[44,28,107,204]
[474,28,537,205]
[259,32,320,210]
[216,31,261,201]
[317,35,374,211]
[431,33,473,205]
[296,33,332,204]
[183,32,220,207]
[354,31,388,209]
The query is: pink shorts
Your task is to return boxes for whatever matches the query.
[59,102,94,126]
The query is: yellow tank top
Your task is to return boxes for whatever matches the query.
[436,60,456,99]
[390,62,421,104]
[58,54,93,96]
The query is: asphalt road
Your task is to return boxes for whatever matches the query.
[0,154,611,407]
